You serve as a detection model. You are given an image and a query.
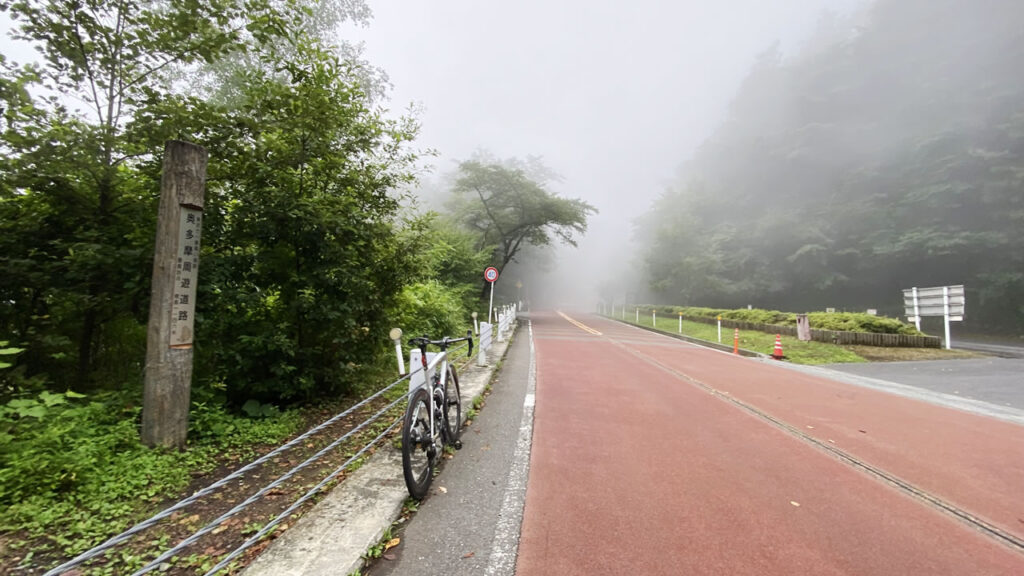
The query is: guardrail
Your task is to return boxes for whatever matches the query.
[43,337,483,576]
[631,307,940,348]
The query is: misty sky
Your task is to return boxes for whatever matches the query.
[342,0,864,301]
[0,0,865,302]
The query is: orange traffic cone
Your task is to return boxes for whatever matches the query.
[732,328,739,355]
[772,334,784,359]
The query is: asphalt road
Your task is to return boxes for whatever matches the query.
[367,312,1024,575]
[826,357,1024,409]
[954,339,1024,358]
[516,311,1024,575]
[366,324,533,576]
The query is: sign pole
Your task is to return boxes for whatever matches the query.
[142,141,207,449]
[912,287,921,331]
[943,285,951,350]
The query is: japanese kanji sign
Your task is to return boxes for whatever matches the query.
[169,207,202,347]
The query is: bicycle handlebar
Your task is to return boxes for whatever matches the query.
[408,330,474,357]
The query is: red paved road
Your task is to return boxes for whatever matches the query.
[516,311,1024,575]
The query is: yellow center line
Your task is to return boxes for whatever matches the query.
[556,311,603,335]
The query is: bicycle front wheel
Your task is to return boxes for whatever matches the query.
[402,387,434,499]
[443,365,462,442]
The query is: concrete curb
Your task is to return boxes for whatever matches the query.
[601,315,769,359]
[242,325,519,576]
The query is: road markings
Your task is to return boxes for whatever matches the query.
[611,340,1024,555]
[556,311,602,335]
[484,320,537,576]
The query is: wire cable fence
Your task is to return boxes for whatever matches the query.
[43,338,487,576]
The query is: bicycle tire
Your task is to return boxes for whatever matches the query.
[443,364,462,443]
[402,387,434,499]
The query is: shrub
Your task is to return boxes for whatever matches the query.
[636,305,921,335]
[391,281,471,344]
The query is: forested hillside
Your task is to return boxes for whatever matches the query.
[638,0,1024,332]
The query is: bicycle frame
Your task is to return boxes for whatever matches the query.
[415,349,449,446]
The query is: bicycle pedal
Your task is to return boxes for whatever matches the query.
[452,439,463,450]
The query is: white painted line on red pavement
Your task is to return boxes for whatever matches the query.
[485,320,536,576]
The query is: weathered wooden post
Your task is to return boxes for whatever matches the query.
[142,141,208,448]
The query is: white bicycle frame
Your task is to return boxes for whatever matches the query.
[414,350,449,446]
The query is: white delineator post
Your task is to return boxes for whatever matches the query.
[477,322,490,367]
[652,309,656,327]
[635,307,639,322]
[679,313,682,334]
[943,285,951,350]
[390,328,405,374]
[717,315,722,343]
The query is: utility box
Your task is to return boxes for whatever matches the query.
[796,314,811,341]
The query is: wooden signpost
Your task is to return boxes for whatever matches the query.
[142,141,207,448]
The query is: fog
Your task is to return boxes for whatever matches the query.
[342,0,865,308]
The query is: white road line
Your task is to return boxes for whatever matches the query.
[484,320,536,576]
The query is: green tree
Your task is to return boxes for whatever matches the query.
[635,0,1024,331]
[0,0,425,403]
[191,37,421,403]
[0,0,267,389]
[449,156,596,291]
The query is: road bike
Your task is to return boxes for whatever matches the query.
[402,333,472,499]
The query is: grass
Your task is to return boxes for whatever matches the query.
[627,313,867,365]
[844,345,984,362]
[617,314,983,365]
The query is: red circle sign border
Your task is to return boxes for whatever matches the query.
[484,267,499,282]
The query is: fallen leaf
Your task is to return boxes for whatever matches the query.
[383,553,396,561]
[790,501,801,507]
[438,486,447,494]
[858,429,867,434]
[384,538,400,551]
[462,551,475,559]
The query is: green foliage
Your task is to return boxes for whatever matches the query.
[628,312,867,365]
[637,306,921,335]
[636,0,1024,333]
[193,38,421,404]
[0,390,300,555]
[0,0,422,405]
[449,155,597,282]
[392,281,470,343]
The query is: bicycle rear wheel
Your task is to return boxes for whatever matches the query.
[402,387,434,499]
[443,365,462,443]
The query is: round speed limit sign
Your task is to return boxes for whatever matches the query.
[484,267,499,283]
